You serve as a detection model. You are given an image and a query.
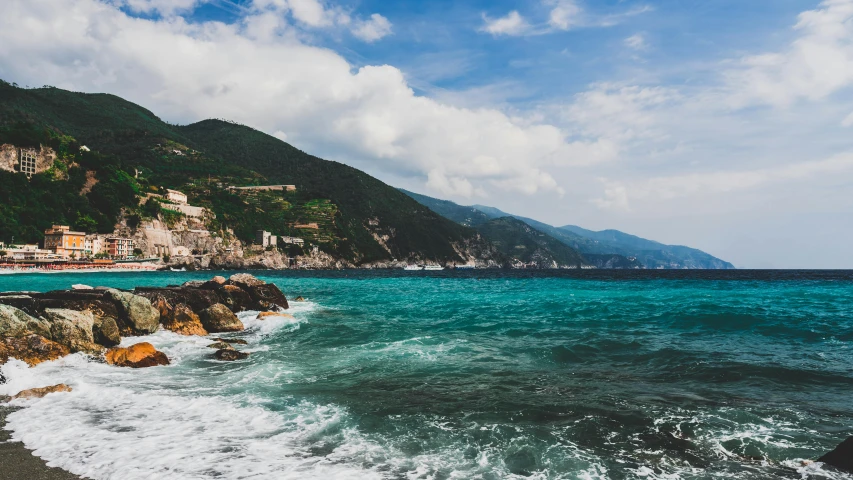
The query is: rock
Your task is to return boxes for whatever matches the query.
[257,311,294,320]
[242,283,289,311]
[162,303,208,336]
[135,287,221,313]
[213,337,248,345]
[212,276,227,284]
[72,284,93,290]
[217,284,253,312]
[181,280,206,288]
[0,304,51,339]
[92,315,121,347]
[198,304,244,333]
[105,342,170,368]
[106,290,160,335]
[12,384,72,400]
[207,341,233,349]
[819,437,853,473]
[0,335,70,366]
[228,273,265,288]
[42,309,101,353]
[293,296,305,302]
[0,295,38,316]
[214,349,249,361]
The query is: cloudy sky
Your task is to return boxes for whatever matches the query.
[1,0,852,268]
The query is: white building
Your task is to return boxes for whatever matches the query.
[84,235,103,256]
[165,189,188,204]
[256,230,277,248]
[280,236,304,245]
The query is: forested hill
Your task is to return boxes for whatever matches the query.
[0,81,488,264]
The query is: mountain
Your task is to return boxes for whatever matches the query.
[0,82,495,265]
[474,217,586,268]
[405,193,733,269]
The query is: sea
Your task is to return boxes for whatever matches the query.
[0,270,852,480]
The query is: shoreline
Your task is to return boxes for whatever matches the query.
[0,407,83,480]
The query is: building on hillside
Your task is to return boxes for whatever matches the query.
[163,204,206,218]
[293,223,319,230]
[280,236,304,246]
[0,144,57,178]
[256,230,277,248]
[165,189,188,204]
[84,235,104,257]
[228,185,296,194]
[44,225,86,258]
[107,237,134,259]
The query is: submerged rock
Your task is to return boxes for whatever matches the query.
[207,341,233,350]
[106,290,160,335]
[0,304,51,339]
[198,304,244,333]
[105,342,170,368]
[0,335,70,366]
[214,348,249,361]
[42,308,101,353]
[293,296,305,302]
[256,311,294,320]
[12,384,72,400]
[819,437,853,473]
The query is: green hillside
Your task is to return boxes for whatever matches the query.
[0,81,487,264]
[400,189,492,227]
[474,217,586,268]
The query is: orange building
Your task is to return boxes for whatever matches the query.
[43,225,86,258]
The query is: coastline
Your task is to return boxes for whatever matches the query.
[0,407,83,480]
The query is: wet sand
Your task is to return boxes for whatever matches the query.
[0,407,82,480]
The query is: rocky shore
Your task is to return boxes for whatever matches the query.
[0,272,289,383]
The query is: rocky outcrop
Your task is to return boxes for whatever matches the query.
[106,290,160,335]
[0,295,39,316]
[42,309,100,354]
[198,304,244,333]
[214,349,248,361]
[819,437,853,473]
[226,274,289,310]
[12,384,72,400]
[0,305,51,339]
[0,335,70,366]
[105,343,170,368]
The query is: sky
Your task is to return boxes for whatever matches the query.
[1,0,852,268]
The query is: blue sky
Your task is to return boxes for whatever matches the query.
[1,0,852,268]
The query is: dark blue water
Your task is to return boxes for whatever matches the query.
[1,270,851,479]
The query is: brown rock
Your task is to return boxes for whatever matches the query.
[0,335,70,366]
[819,437,853,473]
[228,273,265,288]
[92,315,121,347]
[207,341,233,350]
[105,342,170,368]
[214,349,249,361]
[242,283,289,311]
[212,276,227,284]
[213,337,248,345]
[293,296,305,302]
[135,287,221,313]
[257,311,294,320]
[217,284,254,312]
[162,304,208,336]
[198,304,244,333]
[12,384,72,400]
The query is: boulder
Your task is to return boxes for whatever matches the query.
[162,303,208,336]
[257,311,294,320]
[293,296,305,302]
[42,309,101,353]
[12,384,72,400]
[181,280,206,288]
[212,276,227,285]
[0,305,51,339]
[72,284,93,290]
[135,287,220,313]
[228,273,265,288]
[92,315,121,347]
[207,341,233,350]
[819,437,853,473]
[213,337,248,345]
[0,335,70,366]
[198,304,244,333]
[243,283,289,311]
[105,342,170,368]
[0,295,38,316]
[216,284,254,312]
[214,349,249,361]
[106,290,160,335]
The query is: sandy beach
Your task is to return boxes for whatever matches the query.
[0,407,82,480]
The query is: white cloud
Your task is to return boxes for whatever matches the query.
[843,111,853,126]
[624,33,647,51]
[726,0,853,108]
[115,0,202,15]
[351,13,392,43]
[479,11,530,36]
[0,0,614,199]
[546,0,582,30]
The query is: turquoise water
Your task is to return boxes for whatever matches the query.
[1,270,852,479]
